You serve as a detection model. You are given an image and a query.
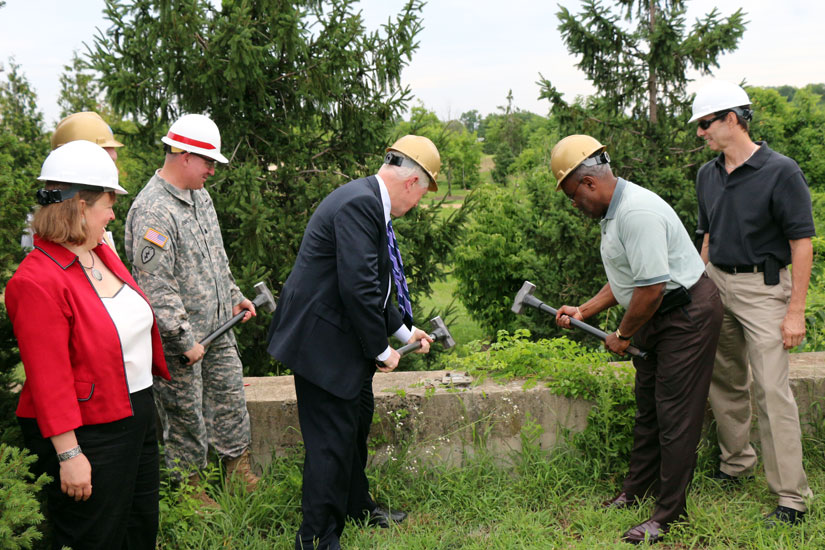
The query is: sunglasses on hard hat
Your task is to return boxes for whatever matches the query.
[697,111,731,130]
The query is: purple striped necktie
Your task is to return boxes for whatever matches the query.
[386,220,413,326]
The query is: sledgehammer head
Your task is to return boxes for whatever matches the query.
[511,281,537,314]
[252,282,277,313]
[429,316,456,349]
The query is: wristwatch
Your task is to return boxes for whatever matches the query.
[57,446,83,462]
[615,328,632,341]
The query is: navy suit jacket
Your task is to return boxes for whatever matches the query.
[267,176,404,399]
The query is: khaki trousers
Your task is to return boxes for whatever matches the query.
[706,263,812,511]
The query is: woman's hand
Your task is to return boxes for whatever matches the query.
[59,453,93,501]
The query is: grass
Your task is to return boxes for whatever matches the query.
[157,432,825,549]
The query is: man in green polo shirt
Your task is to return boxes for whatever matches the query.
[551,135,723,544]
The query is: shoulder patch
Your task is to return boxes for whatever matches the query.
[143,228,169,248]
[134,239,165,273]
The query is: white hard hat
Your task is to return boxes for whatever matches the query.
[689,80,751,123]
[161,113,228,163]
[38,140,126,194]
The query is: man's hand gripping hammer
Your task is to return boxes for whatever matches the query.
[511,281,649,359]
[179,282,276,364]
[395,316,456,356]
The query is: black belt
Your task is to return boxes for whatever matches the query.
[714,263,764,274]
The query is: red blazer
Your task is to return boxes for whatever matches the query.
[6,236,171,438]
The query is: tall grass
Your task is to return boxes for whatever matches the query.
[156,408,825,549]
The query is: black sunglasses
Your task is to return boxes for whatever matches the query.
[697,111,731,130]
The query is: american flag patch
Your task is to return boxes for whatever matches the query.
[143,228,169,248]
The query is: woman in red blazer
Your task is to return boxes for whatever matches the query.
[6,141,170,550]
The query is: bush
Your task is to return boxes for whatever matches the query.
[453,172,622,343]
[444,329,636,479]
[452,186,540,336]
[0,444,49,550]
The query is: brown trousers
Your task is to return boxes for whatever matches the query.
[622,274,723,525]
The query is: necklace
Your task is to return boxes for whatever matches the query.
[79,251,103,281]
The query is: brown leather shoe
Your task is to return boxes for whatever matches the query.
[603,491,638,509]
[622,519,667,544]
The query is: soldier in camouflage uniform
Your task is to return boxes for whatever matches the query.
[125,114,259,503]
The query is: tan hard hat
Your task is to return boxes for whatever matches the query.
[386,135,441,191]
[550,135,607,189]
[51,112,124,150]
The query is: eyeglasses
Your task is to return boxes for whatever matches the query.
[563,178,584,202]
[697,111,730,130]
[185,152,216,168]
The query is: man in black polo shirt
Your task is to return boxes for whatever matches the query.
[691,80,815,526]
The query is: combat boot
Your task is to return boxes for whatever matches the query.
[186,473,219,509]
[224,449,260,493]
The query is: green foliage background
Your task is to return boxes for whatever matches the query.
[452,0,825,347]
[2,0,825,545]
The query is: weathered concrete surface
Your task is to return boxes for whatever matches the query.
[244,370,593,472]
[244,352,825,472]
[787,352,825,431]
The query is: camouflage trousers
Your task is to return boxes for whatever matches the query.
[154,344,251,474]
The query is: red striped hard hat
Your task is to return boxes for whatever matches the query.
[161,114,228,163]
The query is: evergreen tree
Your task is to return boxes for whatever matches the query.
[0,60,49,445]
[89,0,462,374]
[550,0,746,124]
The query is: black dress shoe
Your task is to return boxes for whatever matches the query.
[602,491,638,509]
[765,505,805,527]
[366,506,407,528]
[710,470,753,483]
[622,519,667,545]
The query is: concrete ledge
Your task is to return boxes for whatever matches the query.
[244,352,825,472]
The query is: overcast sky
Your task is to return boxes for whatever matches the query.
[1,0,823,127]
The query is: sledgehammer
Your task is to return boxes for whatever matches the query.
[511,281,649,359]
[179,282,276,364]
[395,316,456,356]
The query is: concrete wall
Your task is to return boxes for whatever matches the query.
[244,352,825,472]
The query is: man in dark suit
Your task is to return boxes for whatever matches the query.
[267,135,441,550]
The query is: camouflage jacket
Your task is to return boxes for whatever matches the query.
[125,171,244,354]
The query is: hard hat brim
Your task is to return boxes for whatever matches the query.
[36,175,128,195]
[688,110,713,123]
[161,135,229,163]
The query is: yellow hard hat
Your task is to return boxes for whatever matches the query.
[386,135,441,191]
[550,135,608,189]
[51,112,124,150]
